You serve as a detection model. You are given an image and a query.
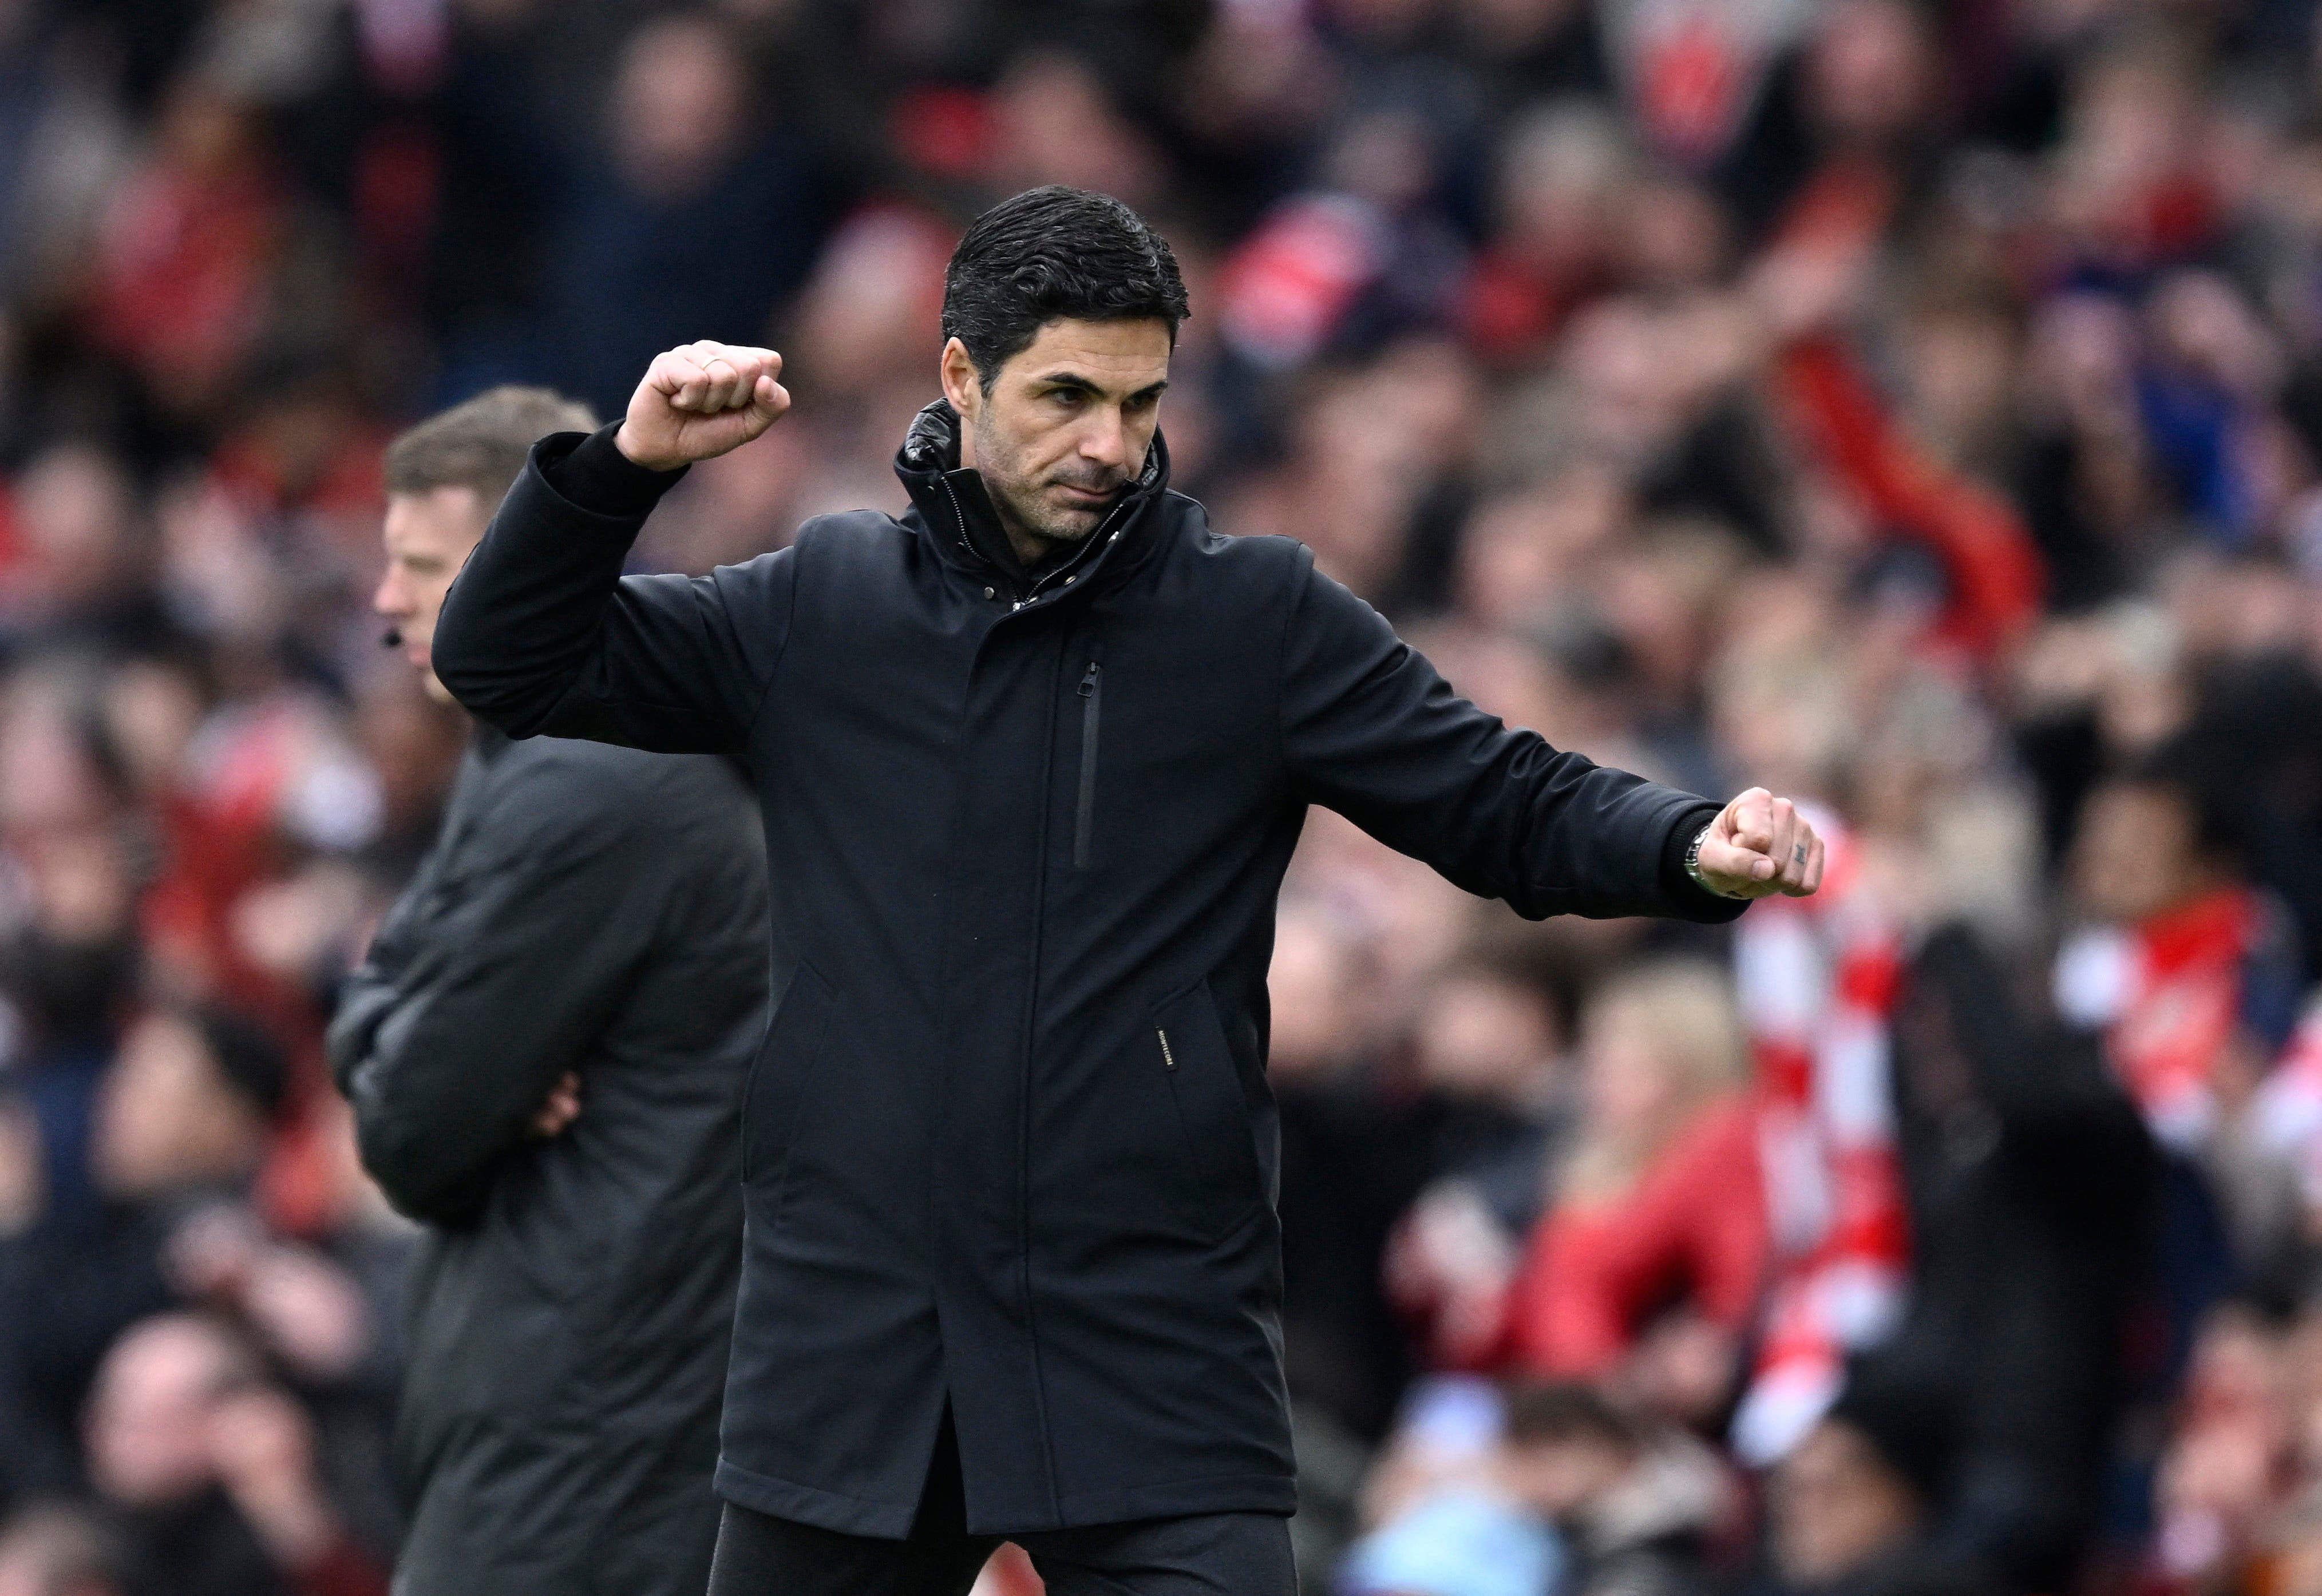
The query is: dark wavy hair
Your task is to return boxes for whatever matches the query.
[941,187,1189,391]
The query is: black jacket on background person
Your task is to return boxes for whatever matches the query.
[326,727,769,1596]
[1861,926,2158,1594]
[430,401,1747,1538]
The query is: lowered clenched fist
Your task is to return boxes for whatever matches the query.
[614,341,792,472]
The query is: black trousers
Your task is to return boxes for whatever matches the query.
[704,1417,1295,1596]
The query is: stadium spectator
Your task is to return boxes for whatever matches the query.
[0,1502,128,1596]
[81,1313,383,1596]
[1495,1381,1734,1596]
[0,1007,287,1503]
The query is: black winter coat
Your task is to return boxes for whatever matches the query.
[327,728,769,1596]
[432,403,1746,1538]
[1870,926,2158,1593]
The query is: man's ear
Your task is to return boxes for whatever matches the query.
[939,338,981,421]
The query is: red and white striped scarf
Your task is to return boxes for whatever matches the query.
[2054,887,2264,1153]
[1728,814,1914,1464]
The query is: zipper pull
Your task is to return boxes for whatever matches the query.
[1079,663,1101,696]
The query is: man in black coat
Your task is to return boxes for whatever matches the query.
[1864,925,2158,1592]
[432,188,1823,1595]
[328,387,770,1596]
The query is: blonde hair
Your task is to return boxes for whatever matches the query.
[1561,959,1749,1203]
[1588,959,1750,1100]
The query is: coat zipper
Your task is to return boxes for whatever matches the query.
[1074,662,1102,869]
[1157,1027,1176,1070]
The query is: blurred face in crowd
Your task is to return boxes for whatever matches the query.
[1498,1431,1632,1522]
[1413,969,1557,1107]
[17,445,138,612]
[1583,1000,1686,1149]
[1770,1419,1922,1586]
[0,1505,120,1596]
[1267,910,1363,1082]
[92,1013,264,1199]
[2072,779,2218,925]
[612,17,747,199]
[1806,0,1935,149]
[375,488,488,707]
[84,1317,248,1507]
[941,318,1171,559]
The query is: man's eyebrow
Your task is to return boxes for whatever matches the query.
[1031,371,1170,400]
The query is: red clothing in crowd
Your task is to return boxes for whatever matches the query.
[1501,1098,1770,1378]
[2071,885,2278,1152]
[1777,334,2046,664]
[292,1535,390,1596]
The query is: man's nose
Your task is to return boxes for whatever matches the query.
[374,572,406,617]
[1079,410,1129,470]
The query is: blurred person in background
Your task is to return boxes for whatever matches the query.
[1495,1381,1734,1596]
[1338,1474,1558,1596]
[1336,1378,1563,1596]
[0,1502,126,1596]
[430,185,1824,1596]
[1849,925,2157,1594]
[537,11,835,419]
[2059,741,2304,1156]
[1,1004,287,1504]
[2055,740,2296,1362]
[1496,959,1762,1395]
[81,1312,381,1596]
[327,387,769,1596]
[1269,902,1435,1570]
[2145,1298,2303,1594]
[1752,1372,1992,1596]
[1394,956,1763,1419]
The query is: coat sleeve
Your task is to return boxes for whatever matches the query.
[1277,549,1744,923]
[325,758,664,1226]
[431,427,796,754]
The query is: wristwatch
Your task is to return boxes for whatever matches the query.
[1683,822,1750,900]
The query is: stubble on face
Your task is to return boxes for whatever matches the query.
[947,318,1172,566]
[971,405,1126,553]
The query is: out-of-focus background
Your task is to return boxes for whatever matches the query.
[7,1,2322,1593]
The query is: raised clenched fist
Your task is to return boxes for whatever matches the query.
[614,341,792,472]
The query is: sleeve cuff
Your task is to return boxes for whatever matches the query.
[537,423,688,518]
[1660,801,1750,922]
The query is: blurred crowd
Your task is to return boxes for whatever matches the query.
[3,0,2322,1593]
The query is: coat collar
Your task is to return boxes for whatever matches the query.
[892,399,1172,603]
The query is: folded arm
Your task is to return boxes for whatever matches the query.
[326,761,660,1225]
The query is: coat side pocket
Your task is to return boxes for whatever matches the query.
[1152,978,1265,1242]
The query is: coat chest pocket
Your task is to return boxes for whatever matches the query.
[741,963,834,1213]
[1151,979,1265,1241]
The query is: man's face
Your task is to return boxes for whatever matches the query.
[942,317,1171,556]
[2073,780,2208,925]
[92,1013,260,1199]
[85,1320,236,1507]
[375,487,487,706]
[1770,1420,1921,1586]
